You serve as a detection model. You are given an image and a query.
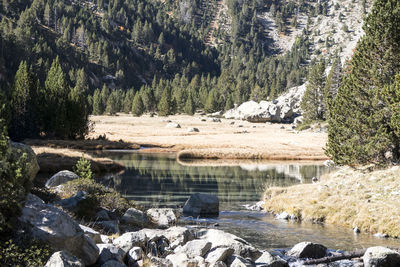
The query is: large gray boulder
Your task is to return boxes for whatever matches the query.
[228,255,254,267]
[146,208,177,229]
[44,251,84,267]
[198,229,261,260]
[287,242,327,259]
[93,220,120,235]
[363,246,400,267]
[255,251,288,267]
[174,239,212,258]
[45,170,79,188]
[121,208,149,226]
[183,193,219,217]
[19,194,99,265]
[138,226,195,249]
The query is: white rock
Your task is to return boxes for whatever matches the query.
[228,255,254,267]
[146,208,177,229]
[187,127,200,133]
[363,246,400,267]
[166,122,181,128]
[113,231,147,256]
[255,251,288,267]
[198,229,261,260]
[166,253,191,267]
[45,251,84,267]
[45,170,79,188]
[205,247,234,264]
[175,239,212,258]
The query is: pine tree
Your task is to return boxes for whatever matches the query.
[324,59,342,119]
[326,0,400,165]
[158,85,175,116]
[9,61,38,140]
[184,92,195,115]
[204,89,220,113]
[44,57,70,137]
[92,89,103,115]
[300,62,327,122]
[131,92,145,116]
[67,68,89,139]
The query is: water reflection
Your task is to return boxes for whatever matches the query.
[97,151,331,209]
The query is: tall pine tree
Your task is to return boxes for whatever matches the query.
[326,0,400,165]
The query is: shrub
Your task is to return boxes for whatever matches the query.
[74,155,93,180]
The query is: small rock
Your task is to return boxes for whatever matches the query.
[312,177,319,183]
[101,235,111,244]
[175,239,212,258]
[187,127,200,133]
[166,122,181,128]
[97,244,125,265]
[287,242,327,259]
[45,251,84,267]
[148,257,173,267]
[146,208,177,229]
[183,193,219,217]
[256,251,288,267]
[121,208,148,226]
[323,160,335,167]
[45,170,79,188]
[205,247,234,264]
[353,227,360,234]
[128,247,143,264]
[228,255,254,267]
[230,121,235,125]
[373,233,389,239]
[276,212,290,220]
[96,210,111,221]
[113,231,147,256]
[280,126,285,129]
[166,253,191,267]
[93,220,120,235]
[363,246,400,267]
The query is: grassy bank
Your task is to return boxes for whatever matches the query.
[32,146,124,174]
[263,166,400,238]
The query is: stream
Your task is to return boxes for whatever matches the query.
[94,150,400,252]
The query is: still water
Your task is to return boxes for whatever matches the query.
[96,150,400,251]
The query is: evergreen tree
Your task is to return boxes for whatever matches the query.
[44,57,70,137]
[158,85,175,116]
[67,68,89,139]
[324,59,342,119]
[300,62,327,122]
[326,0,400,165]
[9,61,38,140]
[92,89,103,115]
[184,91,195,115]
[123,89,135,113]
[204,89,219,113]
[131,92,145,116]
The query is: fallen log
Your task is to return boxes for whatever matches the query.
[302,249,366,265]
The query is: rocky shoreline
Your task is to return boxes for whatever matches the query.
[11,142,400,267]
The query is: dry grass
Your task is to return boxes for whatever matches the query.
[89,114,328,160]
[264,166,400,237]
[32,146,124,174]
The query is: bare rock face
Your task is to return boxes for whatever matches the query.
[363,246,400,267]
[287,242,327,259]
[183,193,219,217]
[19,194,99,265]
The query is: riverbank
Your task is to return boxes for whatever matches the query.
[32,146,124,174]
[89,114,328,160]
[264,165,400,238]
